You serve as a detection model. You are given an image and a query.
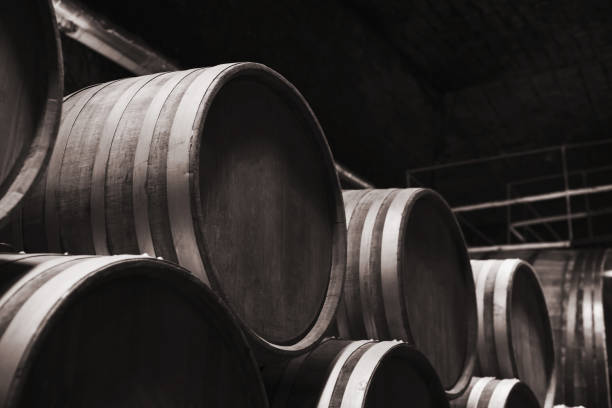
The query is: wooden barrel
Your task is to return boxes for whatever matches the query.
[0,253,268,407]
[0,0,63,226]
[471,259,556,407]
[474,249,612,408]
[450,377,540,408]
[270,339,448,407]
[6,63,346,361]
[339,188,477,398]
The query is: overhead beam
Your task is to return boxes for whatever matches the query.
[468,240,571,254]
[53,0,179,75]
[512,213,584,228]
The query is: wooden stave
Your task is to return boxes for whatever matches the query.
[339,189,387,340]
[474,249,612,408]
[334,189,371,338]
[339,188,477,398]
[271,339,448,408]
[356,189,397,339]
[0,0,63,228]
[4,63,346,361]
[450,377,540,408]
[470,259,556,408]
[0,253,268,408]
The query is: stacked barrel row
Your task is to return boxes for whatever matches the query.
[470,259,556,407]
[475,249,612,408]
[0,1,589,407]
[340,189,557,408]
[339,188,477,399]
[0,51,461,406]
[2,1,467,407]
[7,62,349,366]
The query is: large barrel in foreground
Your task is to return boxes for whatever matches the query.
[0,0,63,226]
[471,259,556,407]
[6,63,346,361]
[270,339,448,408]
[0,253,268,407]
[339,188,476,398]
[475,249,612,408]
[450,377,540,408]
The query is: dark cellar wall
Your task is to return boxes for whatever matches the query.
[59,0,443,187]
[61,35,131,95]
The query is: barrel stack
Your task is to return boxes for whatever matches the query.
[339,188,477,399]
[470,259,556,407]
[476,249,612,408]
[0,47,460,404]
[3,63,347,365]
[3,2,608,405]
[0,0,63,227]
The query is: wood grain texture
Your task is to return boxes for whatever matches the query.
[0,254,268,408]
[0,0,62,227]
[474,249,612,408]
[471,259,556,408]
[338,188,476,398]
[5,63,346,360]
[271,339,448,408]
[334,189,371,338]
[450,377,540,408]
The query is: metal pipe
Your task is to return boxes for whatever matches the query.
[335,163,375,189]
[53,0,179,75]
[523,225,545,242]
[509,183,562,241]
[512,212,588,227]
[510,226,526,242]
[453,183,612,213]
[506,184,511,244]
[468,240,571,254]
[582,171,594,238]
[561,146,574,240]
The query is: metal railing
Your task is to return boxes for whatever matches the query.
[407,139,612,252]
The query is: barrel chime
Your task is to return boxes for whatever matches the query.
[1,1,610,407]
